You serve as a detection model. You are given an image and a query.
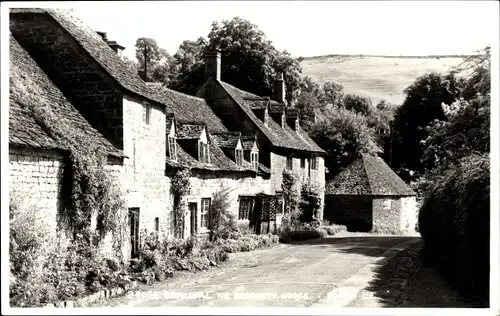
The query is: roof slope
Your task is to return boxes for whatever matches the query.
[219,81,325,154]
[211,132,241,149]
[9,36,123,157]
[10,8,171,109]
[148,82,227,133]
[325,154,416,196]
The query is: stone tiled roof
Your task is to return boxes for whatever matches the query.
[176,123,205,139]
[147,82,227,133]
[10,8,173,111]
[241,135,258,151]
[219,81,325,154]
[211,132,241,149]
[325,154,416,196]
[9,36,123,157]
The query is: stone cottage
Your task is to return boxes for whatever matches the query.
[324,154,417,234]
[9,8,327,259]
[197,52,327,218]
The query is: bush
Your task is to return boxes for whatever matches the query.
[321,224,347,236]
[418,153,489,303]
[278,223,327,243]
[209,188,238,241]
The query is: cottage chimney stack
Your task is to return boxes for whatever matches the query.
[204,51,221,81]
[273,72,286,104]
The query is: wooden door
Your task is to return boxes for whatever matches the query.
[128,208,140,258]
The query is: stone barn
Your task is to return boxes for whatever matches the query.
[324,154,417,235]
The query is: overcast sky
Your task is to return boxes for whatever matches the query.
[16,1,500,60]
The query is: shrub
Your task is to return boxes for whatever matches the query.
[418,153,489,303]
[278,223,327,243]
[209,188,238,241]
[299,182,322,223]
[321,224,347,236]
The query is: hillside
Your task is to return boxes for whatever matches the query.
[300,55,467,105]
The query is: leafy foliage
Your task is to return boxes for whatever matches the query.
[281,169,302,227]
[299,182,322,223]
[209,188,238,241]
[309,106,380,178]
[170,168,192,238]
[343,93,373,116]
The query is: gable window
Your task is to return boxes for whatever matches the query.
[144,102,151,125]
[235,148,243,166]
[300,157,306,169]
[238,197,255,220]
[310,155,318,170]
[198,141,210,163]
[168,136,177,161]
[286,156,293,170]
[200,198,211,228]
[251,152,259,170]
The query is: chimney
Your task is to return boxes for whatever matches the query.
[107,40,125,57]
[204,51,221,81]
[96,31,108,41]
[273,72,286,104]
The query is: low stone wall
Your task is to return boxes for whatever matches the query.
[44,281,138,308]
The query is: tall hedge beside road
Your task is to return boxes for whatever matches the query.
[418,153,489,304]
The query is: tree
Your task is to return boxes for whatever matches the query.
[169,38,209,95]
[309,106,380,178]
[170,17,303,103]
[135,38,161,82]
[343,93,373,116]
[322,81,344,107]
[390,72,462,178]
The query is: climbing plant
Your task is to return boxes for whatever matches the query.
[281,169,302,228]
[170,168,191,238]
[10,73,126,249]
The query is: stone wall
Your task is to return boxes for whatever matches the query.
[122,95,170,239]
[372,196,401,234]
[399,196,418,234]
[324,195,373,231]
[9,147,65,232]
[184,171,271,237]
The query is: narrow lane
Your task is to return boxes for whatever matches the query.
[97,236,416,307]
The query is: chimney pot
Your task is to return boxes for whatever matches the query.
[204,51,221,81]
[273,72,286,104]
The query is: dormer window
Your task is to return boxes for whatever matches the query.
[235,148,243,166]
[168,136,177,161]
[251,152,259,170]
[198,140,210,163]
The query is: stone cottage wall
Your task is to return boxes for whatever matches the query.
[372,196,401,234]
[9,147,64,233]
[399,196,418,234]
[324,195,373,231]
[122,95,169,240]
[185,172,271,236]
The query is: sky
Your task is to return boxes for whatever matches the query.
[8,1,500,60]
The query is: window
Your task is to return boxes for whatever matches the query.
[251,152,259,170]
[168,136,177,161]
[310,156,318,170]
[235,149,243,165]
[154,217,159,232]
[200,198,211,228]
[238,197,255,220]
[300,157,306,169]
[144,102,151,125]
[286,156,293,170]
[198,141,210,163]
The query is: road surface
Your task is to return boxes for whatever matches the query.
[96,236,417,308]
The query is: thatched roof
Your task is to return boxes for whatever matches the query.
[218,81,326,154]
[9,36,123,157]
[325,154,416,196]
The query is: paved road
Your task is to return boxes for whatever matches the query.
[98,236,417,308]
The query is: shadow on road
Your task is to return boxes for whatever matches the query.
[290,236,417,258]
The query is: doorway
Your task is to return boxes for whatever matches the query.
[128,208,140,258]
[189,202,198,236]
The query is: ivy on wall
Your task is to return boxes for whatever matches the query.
[170,168,191,238]
[11,74,126,257]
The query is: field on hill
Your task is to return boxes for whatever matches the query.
[300,55,466,106]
